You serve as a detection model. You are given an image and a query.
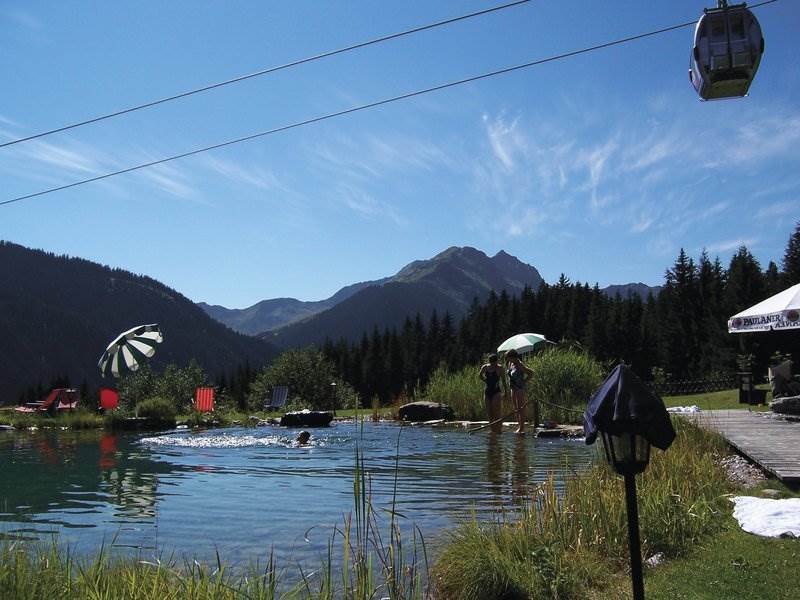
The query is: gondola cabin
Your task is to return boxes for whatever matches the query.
[689,1,764,100]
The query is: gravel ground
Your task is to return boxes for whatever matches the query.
[720,454,767,487]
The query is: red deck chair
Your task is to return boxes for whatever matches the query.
[99,388,119,411]
[195,387,215,412]
[55,389,79,411]
[15,388,67,413]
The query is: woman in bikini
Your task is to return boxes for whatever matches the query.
[505,349,534,434]
[479,353,508,433]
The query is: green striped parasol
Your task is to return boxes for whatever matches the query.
[98,323,164,378]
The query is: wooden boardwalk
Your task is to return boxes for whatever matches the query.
[682,410,800,483]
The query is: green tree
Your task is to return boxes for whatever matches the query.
[782,221,800,284]
[152,360,207,412]
[249,348,357,411]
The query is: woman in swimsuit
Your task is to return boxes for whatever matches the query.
[505,349,534,434]
[479,353,507,433]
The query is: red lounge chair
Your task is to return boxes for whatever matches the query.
[15,388,79,413]
[195,387,215,412]
[99,388,119,411]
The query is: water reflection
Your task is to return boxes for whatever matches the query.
[0,423,592,566]
[0,429,188,549]
[512,435,530,503]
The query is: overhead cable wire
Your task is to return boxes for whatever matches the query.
[1,0,780,208]
[0,0,532,149]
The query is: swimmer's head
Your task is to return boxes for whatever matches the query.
[296,431,311,445]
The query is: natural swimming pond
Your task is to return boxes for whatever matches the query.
[0,422,595,568]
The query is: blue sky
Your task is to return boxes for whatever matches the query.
[1,1,798,308]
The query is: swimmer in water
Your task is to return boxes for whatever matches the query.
[296,431,311,445]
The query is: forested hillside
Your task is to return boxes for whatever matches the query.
[0,242,276,402]
[321,225,800,403]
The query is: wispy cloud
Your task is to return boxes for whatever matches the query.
[202,156,289,193]
[757,200,799,220]
[471,99,800,251]
[706,238,758,253]
[137,163,196,200]
[483,113,525,171]
[0,114,23,130]
[336,183,406,226]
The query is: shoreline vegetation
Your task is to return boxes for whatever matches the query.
[2,394,797,598]
[2,349,794,599]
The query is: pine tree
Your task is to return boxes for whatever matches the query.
[782,222,800,284]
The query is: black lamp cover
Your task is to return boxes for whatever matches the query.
[583,364,676,451]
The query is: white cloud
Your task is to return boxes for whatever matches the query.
[336,183,406,226]
[17,139,99,174]
[202,156,289,192]
[756,200,799,220]
[483,113,525,171]
[0,114,22,130]
[706,238,758,253]
[138,163,196,200]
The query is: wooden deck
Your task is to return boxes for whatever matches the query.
[682,410,800,483]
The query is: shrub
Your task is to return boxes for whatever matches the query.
[527,348,604,424]
[249,348,358,411]
[136,397,177,424]
[422,365,486,421]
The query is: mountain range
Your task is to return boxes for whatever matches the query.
[0,241,276,402]
[0,241,660,401]
[200,247,660,348]
[263,247,545,347]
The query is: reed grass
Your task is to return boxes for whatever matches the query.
[431,418,732,599]
[422,349,604,424]
[423,365,486,421]
[526,349,604,425]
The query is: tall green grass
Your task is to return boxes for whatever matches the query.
[431,418,732,599]
[527,349,604,425]
[0,409,105,430]
[423,365,486,421]
[421,349,604,424]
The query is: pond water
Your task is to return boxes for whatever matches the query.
[0,422,595,568]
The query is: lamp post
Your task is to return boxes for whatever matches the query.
[583,364,676,600]
[599,430,650,600]
[330,381,337,416]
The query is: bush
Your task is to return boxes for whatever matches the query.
[119,362,208,414]
[136,397,177,424]
[249,348,358,411]
[527,349,604,424]
[422,365,487,421]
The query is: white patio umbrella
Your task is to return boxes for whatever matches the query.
[98,323,164,378]
[728,283,800,333]
[497,332,548,355]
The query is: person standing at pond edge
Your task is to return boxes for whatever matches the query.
[479,353,508,433]
[505,349,534,434]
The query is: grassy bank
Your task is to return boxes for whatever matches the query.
[431,418,734,599]
[0,405,395,431]
[2,412,796,598]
